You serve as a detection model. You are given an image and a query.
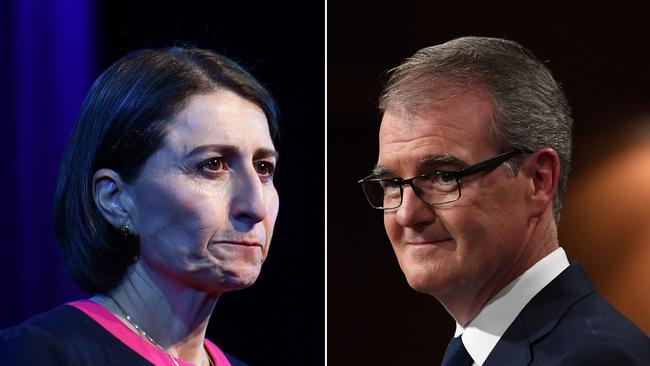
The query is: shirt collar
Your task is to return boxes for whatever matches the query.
[454,247,570,365]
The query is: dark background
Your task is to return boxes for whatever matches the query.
[0,0,324,365]
[328,3,650,365]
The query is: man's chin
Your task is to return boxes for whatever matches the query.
[402,264,451,296]
[406,276,437,295]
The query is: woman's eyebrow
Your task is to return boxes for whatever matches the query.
[184,145,279,162]
[253,148,279,161]
[185,144,239,158]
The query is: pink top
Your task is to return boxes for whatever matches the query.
[69,300,232,366]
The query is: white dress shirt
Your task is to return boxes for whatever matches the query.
[453,247,570,366]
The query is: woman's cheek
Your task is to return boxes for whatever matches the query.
[261,188,279,259]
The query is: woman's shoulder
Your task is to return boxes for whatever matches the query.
[205,337,251,366]
[1,302,112,342]
[0,303,150,365]
[5,303,83,329]
[0,304,84,364]
[224,352,250,366]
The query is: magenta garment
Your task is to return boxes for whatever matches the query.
[70,300,232,366]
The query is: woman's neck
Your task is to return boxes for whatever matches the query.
[92,260,220,365]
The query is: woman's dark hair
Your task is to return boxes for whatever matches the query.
[53,47,279,294]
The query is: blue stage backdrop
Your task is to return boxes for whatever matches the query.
[0,0,95,328]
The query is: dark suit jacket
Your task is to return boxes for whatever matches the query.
[0,304,248,365]
[483,263,649,365]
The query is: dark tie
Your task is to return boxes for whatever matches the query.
[441,336,474,366]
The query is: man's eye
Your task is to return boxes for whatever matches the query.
[381,179,401,189]
[198,158,226,174]
[439,172,455,183]
[255,161,276,178]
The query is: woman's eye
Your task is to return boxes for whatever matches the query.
[198,158,226,175]
[255,161,276,179]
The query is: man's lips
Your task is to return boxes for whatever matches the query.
[406,238,453,245]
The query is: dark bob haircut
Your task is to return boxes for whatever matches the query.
[53,47,279,294]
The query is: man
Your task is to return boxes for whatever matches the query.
[358,37,649,365]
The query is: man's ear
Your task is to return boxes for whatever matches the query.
[93,168,137,234]
[522,148,560,218]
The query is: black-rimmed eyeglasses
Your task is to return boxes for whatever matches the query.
[357,149,530,210]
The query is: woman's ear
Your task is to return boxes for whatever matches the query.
[93,168,137,234]
[522,148,561,218]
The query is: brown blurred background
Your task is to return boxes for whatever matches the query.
[328,2,650,365]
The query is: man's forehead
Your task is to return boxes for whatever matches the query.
[376,90,498,177]
[380,88,494,140]
[378,111,468,157]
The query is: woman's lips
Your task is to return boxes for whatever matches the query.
[213,240,263,247]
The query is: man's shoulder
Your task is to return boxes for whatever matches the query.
[529,266,650,364]
[552,340,649,366]
[487,263,649,365]
[532,308,650,365]
[539,264,647,345]
[564,290,646,340]
[545,290,649,354]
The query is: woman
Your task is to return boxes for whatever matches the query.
[0,47,279,365]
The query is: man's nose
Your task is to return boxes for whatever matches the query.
[230,169,268,227]
[395,184,436,228]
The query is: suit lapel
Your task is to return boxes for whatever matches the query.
[483,263,595,365]
[482,317,531,366]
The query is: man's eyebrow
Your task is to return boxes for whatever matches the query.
[419,154,462,167]
[369,154,462,178]
[371,164,392,178]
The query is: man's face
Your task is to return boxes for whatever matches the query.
[378,88,532,299]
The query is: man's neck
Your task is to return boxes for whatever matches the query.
[453,247,570,365]
[92,261,219,365]
[438,215,559,326]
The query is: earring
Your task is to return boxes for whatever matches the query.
[118,224,131,236]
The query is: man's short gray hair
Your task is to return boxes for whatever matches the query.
[379,36,572,222]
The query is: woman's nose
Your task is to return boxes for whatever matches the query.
[230,168,268,226]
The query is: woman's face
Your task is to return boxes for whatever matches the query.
[124,90,279,295]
